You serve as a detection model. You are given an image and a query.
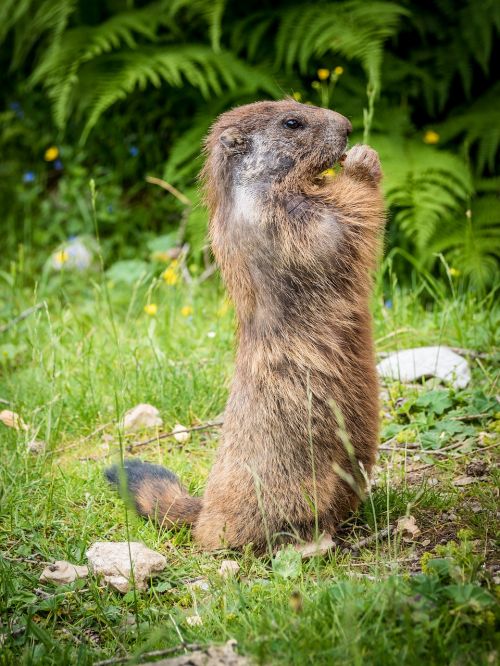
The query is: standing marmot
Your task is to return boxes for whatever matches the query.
[106,100,385,552]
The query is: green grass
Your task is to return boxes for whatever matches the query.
[0,258,499,665]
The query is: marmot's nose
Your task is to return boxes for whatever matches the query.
[327,110,352,135]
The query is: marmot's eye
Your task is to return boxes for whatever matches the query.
[283,118,303,130]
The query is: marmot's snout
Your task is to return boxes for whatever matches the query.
[326,109,352,136]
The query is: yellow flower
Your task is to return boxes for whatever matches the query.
[181,305,193,317]
[449,267,460,277]
[317,68,330,81]
[44,146,59,161]
[162,261,179,286]
[423,130,440,144]
[321,168,335,177]
[144,303,158,316]
[292,91,302,102]
[54,250,68,264]
[334,66,344,76]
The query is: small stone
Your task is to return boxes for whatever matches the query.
[296,534,336,559]
[40,561,88,585]
[123,404,163,432]
[421,538,431,547]
[186,614,203,626]
[0,409,28,431]
[185,577,210,592]
[172,423,190,443]
[86,542,166,593]
[453,476,477,487]
[466,460,488,477]
[27,439,46,454]
[396,515,421,539]
[218,560,240,578]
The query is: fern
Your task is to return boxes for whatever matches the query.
[30,3,173,130]
[435,82,500,175]
[1,0,77,70]
[408,0,500,113]
[168,0,227,51]
[75,47,280,143]
[373,135,472,251]
[233,1,406,93]
[431,196,500,289]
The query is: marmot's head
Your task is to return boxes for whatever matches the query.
[203,100,351,199]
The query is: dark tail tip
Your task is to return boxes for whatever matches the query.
[104,459,201,526]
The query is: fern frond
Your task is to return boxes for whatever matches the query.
[168,0,227,51]
[0,0,35,43]
[75,47,280,143]
[435,82,500,174]
[274,1,406,90]
[431,196,500,289]
[410,0,500,112]
[372,135,473,252]
[1,0,77,70]
[30,3,174,130]
[231,12,277,60]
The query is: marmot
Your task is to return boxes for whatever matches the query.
[106,100,385,552]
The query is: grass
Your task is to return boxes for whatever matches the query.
[0,253,499,665]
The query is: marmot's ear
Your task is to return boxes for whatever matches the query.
[219,128,247,153]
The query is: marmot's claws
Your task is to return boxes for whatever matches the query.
[343,144,382,183]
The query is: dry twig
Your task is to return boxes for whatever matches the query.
[127,419,223,452]
[0,302,45,334]
[93,643,202,666]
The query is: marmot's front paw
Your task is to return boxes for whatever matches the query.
[342,145,382,184]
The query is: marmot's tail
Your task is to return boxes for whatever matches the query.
[105,459,201,526]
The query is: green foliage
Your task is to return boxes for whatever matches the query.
[0,0,499,289]
[1,267,498,664]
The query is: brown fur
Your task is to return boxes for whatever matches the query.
[134,478,201,526]
[111,100,385,552]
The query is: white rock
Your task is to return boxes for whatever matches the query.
[396,515,421,540]
[172,423,190,443]
[296,534,336,559]
[218,559,240,578]
[0,409,28,431]
[86,541,167,593]
[40,561,88,585]
[377,346,470,389]
[123,404,163,432]
[185,577,210,592]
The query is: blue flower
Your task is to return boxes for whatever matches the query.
[129,146,139,157]
[384,299,393,309]
[107,204,114,213]
[9,101,24,118]
[54,159,63,171]
[23,171,36,183]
